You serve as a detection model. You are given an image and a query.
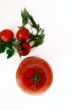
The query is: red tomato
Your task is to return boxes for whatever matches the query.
[18,42,31,56]
[16,28,30,41]
[0,29,14,43]
[16,57,53,95]
[0,32,1,38]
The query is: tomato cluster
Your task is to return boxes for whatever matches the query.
[0,8,44,58]
[0,28,31,56]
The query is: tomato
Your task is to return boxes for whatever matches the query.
[0,32,1,38]
[0,29,14,43]
[16,28,30,41]
[16,57,53,95]
[18,42,31,56]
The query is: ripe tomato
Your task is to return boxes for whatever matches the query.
[16,28,30,41]
[0,29,14,43]
[0,32,1,38]
[16,57,53,95]
[18,42,31,56]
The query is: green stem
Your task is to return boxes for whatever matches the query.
[12,43,21,57]
[12,43,18,49]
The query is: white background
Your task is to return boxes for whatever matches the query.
[0,0,73,110]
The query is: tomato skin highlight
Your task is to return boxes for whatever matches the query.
[16,57,53,95]
[18,42,31,56]
[0,29,14,43]
[16,28,30,41]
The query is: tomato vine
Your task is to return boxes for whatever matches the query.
[0,8,45,58]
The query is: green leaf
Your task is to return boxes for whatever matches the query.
[6,47,14,59]
[21,8,45,48]
[32,35,44,47]
[0,42,7,53]
[28,15,40,32]
[21,8,29,26]
[0,44,6,53]
[30,29,45,47]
